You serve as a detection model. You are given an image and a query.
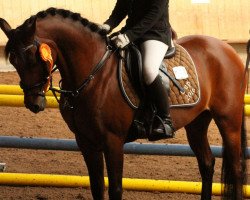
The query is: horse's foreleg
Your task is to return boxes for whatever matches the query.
[185,111,214,200]
[104,133,124,200]
[81,147,105,200]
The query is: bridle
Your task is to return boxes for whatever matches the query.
[19,39,54,97]
[19,37,115,108]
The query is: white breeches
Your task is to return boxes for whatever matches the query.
[140,40,169,85]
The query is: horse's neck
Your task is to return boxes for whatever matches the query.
[58,36,107,90]
[37,19,106,90]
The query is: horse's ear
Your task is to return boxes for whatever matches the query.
[0,18,12,39]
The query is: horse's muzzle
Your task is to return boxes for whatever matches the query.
[24,95,47,114]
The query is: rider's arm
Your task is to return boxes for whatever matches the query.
[104,0,128,31]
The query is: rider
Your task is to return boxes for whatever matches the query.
[100,0,174,140]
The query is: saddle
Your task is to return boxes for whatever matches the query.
[123,44,177,98]
[117,43,200,142]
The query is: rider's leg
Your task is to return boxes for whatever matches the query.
[141,40,174,140]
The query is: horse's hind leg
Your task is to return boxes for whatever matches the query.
[213,112,245,200]
[185,111,214,200]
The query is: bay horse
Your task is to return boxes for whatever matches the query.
[0,8,247,200]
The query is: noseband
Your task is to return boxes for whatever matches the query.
[20,39,54,96]
[20,79,49,96]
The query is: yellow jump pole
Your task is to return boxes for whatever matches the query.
[0,173,250,197]
[0,85,56,96]
[0,94,249,115]
[0,84,249,102]
[245,95,250,104]
[246,105,250,116]
[0,95,58,108]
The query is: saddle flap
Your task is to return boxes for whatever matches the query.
[125,45,145,98]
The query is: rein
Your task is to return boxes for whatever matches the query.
[49,46,113,102]
[47,36,117,109]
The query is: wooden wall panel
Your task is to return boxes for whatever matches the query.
[0,0,249,45]
[170,0,250,42]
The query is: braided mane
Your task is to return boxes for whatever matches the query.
[4,7,107,59]
[22,7,107,36]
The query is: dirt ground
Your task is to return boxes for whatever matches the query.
[0,72,249,200]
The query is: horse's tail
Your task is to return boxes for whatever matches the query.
[247,39,250,55]
[171,27,178,41]
[221,110,247,199]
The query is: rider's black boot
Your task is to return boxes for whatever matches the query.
[146,75,174,141]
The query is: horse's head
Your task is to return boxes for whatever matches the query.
[0,17,53,113]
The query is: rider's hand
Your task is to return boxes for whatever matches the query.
[111,34,130,49]
[98,24,111,33]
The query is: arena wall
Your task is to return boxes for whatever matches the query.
[0,0,249,69]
